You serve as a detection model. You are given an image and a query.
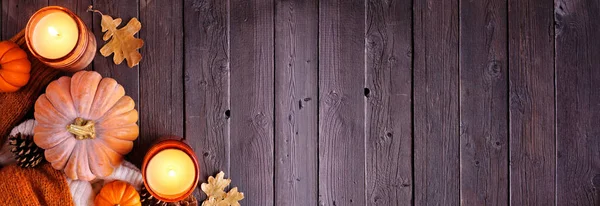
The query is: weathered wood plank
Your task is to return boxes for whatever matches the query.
[459,0,508,205]
[508,0,555,204]
[365,0,412,205]
[229,0,274,205]
[136,0,184,166]
[555,0,600,205]
[413,0,460,205]
[319,0,365,205]
[2,0,47,39]
[91,0,139,109]
[274,0,318,205]
[183,0,230,200]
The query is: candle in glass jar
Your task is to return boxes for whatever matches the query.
[30,11,79,59]
[145,149,197,197]
[143,138,199,202]
[26,6,96,72]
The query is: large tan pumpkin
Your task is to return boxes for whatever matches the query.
[34,71,138,181]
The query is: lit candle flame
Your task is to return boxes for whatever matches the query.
[47,26,60,37]
[168,167,176,177]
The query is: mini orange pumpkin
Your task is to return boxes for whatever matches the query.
[0,41,31,92]
[34,71,138,181]
[95,180,141,206]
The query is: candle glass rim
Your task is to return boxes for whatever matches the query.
[25,6,88,65]
[142,138,200,202]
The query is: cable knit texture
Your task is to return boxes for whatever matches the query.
[0,163,74,205]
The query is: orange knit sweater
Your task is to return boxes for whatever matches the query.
[0,163,74,206]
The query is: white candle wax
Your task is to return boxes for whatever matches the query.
[31,11,79,59]
[146,149,196,197]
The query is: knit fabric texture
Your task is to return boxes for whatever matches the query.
[0,163,74,205]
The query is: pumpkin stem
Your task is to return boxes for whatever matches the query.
[66,117,96,140]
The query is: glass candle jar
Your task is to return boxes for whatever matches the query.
[142,137,200,202]
[25,6,96,72]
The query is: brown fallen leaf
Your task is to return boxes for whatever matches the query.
[201,172,244,206]
[88,5,143,68]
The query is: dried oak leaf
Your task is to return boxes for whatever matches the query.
[201,172,244,206]
[88,6,143,68]
[201,171,230,198]
[201,198,219,206]
[220,188,243,206]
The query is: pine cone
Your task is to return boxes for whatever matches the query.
[176,195,197,206]
[140,185,167,206]
[140,185,198,206]
[9,133,44,168]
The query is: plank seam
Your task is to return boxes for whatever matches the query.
[226,0,231,182]
[552,1,557,205]
[457,0,462,204]
[181,0,186,141]
[272,0,277,204]
[316,0,321,204]
[363,0,368,205]
[410,0,416,204]
[506,0,511,205]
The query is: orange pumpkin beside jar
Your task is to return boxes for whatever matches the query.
[0,41,31,92]
[95,180,141,206]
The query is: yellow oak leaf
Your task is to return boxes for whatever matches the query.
[201,197,218,206]
[201,171,230,199]
[201,172,244,206]
[88,6,143,68]
[219,187,244,206]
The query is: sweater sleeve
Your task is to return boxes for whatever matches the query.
[0,163,74,206]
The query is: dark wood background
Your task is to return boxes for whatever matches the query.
[2,0,600,205]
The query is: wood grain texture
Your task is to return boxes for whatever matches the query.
[365,0,412,205]
[49,0,92,18]
[1,0,47,40]
[274,0,318,205]
[413,0,460,205]
[508,0,555,204]
[183,0,230,200]
[555,0,600,205]
[136,0,184,166]
[6,0,600,204]
[318,0,365,205]
[459,0,508,205]
[91,0,139,107]
[229,0,274,205]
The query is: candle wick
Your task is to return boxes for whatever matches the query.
[47,27,60,37]
[168,168,177,177]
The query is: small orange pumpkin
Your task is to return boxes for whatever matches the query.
[95,180,141,206]
[34,71,139,181]
[0,41,31,92]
